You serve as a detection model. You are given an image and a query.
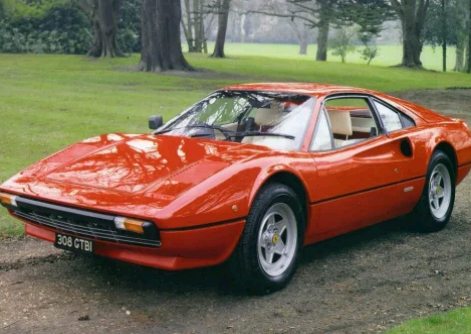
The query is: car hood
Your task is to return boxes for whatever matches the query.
[0,134,269,219]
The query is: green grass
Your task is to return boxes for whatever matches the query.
[186,43,457,71]
[388,308,471,334]
[1,48,471,238]
[1,47,471,329]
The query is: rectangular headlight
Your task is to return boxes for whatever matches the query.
[114,217,145,234]
[0,192,18,207]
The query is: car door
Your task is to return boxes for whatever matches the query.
[306,95,424,242]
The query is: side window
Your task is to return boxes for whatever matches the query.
[323,97,379,149]
[310,108,333,151]
[373,101,403,132]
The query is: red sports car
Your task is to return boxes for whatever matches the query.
[2,83,471,293]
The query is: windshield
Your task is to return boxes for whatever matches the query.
[155,91,316,151]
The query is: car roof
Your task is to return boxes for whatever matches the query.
[222,83,376,98]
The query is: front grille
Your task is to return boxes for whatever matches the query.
[11,197,161,248]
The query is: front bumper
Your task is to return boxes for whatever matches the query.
[14,214,245,271]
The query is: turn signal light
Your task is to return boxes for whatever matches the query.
[114,217,145,234]
[0,192,18,207]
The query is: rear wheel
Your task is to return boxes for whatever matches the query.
[231,183,305,294]
[412,151,455,232]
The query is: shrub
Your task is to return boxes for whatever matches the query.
[0,0,93,54]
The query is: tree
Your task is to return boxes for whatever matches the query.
[290,22,310,55]
[251,0,394,61]
[389,0,430,68]
[358,32,378,65]
[467,0,471,73]
[441,0,447,72]
[78,0,124,58]
[453,0,468,71]
[424,0,470,72]
[330,28,355,63]
[422,0,467,72]
[339,0,396,36]
[315,0,332,61]
[211,0,231,58]
[182,0,211,53]
[139,0,193,71]
[250,0,335,61]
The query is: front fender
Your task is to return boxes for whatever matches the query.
[248,163,312,209]
[156,154,315,230]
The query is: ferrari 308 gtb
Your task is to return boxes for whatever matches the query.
[2,83,471,293]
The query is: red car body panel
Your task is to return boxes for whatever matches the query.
[2,83,471,270]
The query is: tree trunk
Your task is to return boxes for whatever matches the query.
[400,17,423,67]
[240,14,246,43]
[199,0,206,53]
[88,16,103,57]
[468,0,471,73]
[316,18,329,61]
[192,0,202,52]
[441,0,446,72]
[139,0,193,72]
[465,45,470,72]
[211,0,230,58]
[442,42,447,72]
[392,0,429,68]
[455,43,464,71]
[299,24,309,55]
[87,0,123,58]
[183,0,195,52]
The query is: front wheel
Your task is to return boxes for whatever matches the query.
[412,151,455,232]
[231,183,305,294]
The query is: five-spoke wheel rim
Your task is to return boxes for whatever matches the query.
[428,163,452,220]
[257,203,297,277]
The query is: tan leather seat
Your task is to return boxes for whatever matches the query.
[254,104,286,127]
[326,110,365,148]
[351,117,377,134]
[327,109,353,138]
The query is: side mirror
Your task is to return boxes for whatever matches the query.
[149,115,163,130]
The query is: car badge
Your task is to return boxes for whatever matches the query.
[272,234,279,244]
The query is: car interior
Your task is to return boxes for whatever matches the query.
[325,98,379,148]
[214,97,380,150]
[212,101,304,150]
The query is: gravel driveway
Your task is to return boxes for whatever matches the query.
[1,89,471,334]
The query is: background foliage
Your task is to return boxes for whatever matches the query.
[0,0,141,54]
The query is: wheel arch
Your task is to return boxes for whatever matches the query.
[433,141,458,178]
[249,169,310,229]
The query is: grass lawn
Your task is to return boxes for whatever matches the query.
[1,48,471,330]
[1,51,471,236]
[387,308,471,333]
[187,43,457,71]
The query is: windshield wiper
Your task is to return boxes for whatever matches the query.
[153,124,235,139]
[187,124,235,137]
[228,131,295,140]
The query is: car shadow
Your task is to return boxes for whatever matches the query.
[300,216,414,265]
[82,216,416,297]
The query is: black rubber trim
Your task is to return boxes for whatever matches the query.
[15,197,116,224]
[5,196,160,244]
[310,175,426,205]
[3,195,246,234]
[161,217,247,232]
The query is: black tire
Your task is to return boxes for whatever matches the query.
[230,182,305,294]
[412,150,455,232]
